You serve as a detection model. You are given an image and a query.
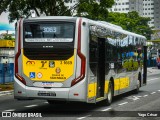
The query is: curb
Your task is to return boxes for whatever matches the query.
[0,90,13,96]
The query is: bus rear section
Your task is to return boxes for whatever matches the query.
[14,18,87,102]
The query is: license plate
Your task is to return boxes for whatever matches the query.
[33,82,63,87]
[37,91,56,96]
[42,82,54,87]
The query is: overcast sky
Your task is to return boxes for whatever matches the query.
[0,12,10,23]
[0,12,15,34]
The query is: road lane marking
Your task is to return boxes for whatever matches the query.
[101,107,112,111]
[143,95,148,97]
[118,102,128,106]
[4,109,15,112]
[44,102,48,104]
[77,115,91,120]
[148,78,160,82]
[25,105,38,108]
[133,98,139,101]
[151,92,156,94]
[158,90,160,92]
[127,96,140,101]
[135,96,142,98]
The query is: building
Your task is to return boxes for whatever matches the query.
[0,40,15,83]
[0,40,15,63]
[109,0,160,29]
[142,0,154,27]
[129,0,143,16]
[109,0,131,13]
[154,0,160,29]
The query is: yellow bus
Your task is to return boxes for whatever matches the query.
[14,16,147,105]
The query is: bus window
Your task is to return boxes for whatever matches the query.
[89,33,98,76]
[23,22,75,60]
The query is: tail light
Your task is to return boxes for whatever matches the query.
[71,18,86,86]
[15,19,26,85]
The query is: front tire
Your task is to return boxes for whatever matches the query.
[134,80,140,94]
[106,81,113,105]
[133,74,141,94]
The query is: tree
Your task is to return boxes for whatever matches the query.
[0,0,71,23]
[76,0,114,21]
[0,0,115,22]
[3,34,14,40]
[106,11,153,40]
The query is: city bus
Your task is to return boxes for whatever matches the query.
[14,16,147,105]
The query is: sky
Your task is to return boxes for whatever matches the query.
[0,12,15,34]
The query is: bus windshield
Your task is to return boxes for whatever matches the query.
[24,22,74,40]
[23,21,75,60]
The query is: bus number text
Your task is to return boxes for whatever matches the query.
[60,61,72,65]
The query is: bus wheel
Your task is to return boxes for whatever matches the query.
[134,80,140,94]
[106,81,113,105]
[134,73,141,94]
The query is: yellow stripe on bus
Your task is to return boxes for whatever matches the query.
[114,77,130,90]
[88,80,109,98]
[88,77,130,98]
[88,82,97,98]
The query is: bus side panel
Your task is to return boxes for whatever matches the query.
[88,82,97,99]
[69,78,87,102]
[14,76,27,99]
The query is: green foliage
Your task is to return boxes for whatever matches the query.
[0,0,71,23]
[106,11,153,40]
[0,0,152,40]
[76,0,114,20]
[3,34,14,40]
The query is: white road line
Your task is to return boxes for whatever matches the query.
[101,107,112,111]
[143,95,148,97]
[4,109,15,112]
[133,98,139,101]
[148,78,160,82]
[158,90,160,92]
[151,92,156,94]
[25,105,38,108]
[118,102,128,106]
[126,96,140,101]
[135,96,142,98]
[77,115,91,120]
[44,102,48,104]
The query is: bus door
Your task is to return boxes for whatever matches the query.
[96,38,106,98]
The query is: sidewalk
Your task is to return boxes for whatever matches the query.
[0,82,14,96]
[147,67,160,75]
[0,90,13,96]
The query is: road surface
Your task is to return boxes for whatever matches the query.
[0,69,160,120]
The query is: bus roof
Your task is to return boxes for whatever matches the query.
[88,19,146,39]
[26,16,78,21]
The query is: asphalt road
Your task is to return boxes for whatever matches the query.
[0,71,160,120]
